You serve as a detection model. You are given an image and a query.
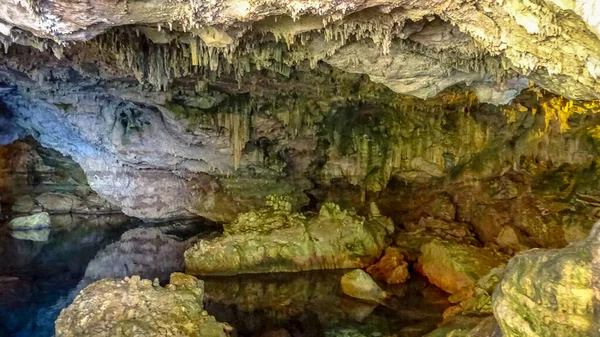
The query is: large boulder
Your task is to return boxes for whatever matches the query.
[417,239,508,295]
[185,197,394,275]
[8,212,51,229]
[55,273,229,337]
[492,223,597,337]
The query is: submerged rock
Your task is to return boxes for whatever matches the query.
[492,224,596,337]
[8,212,51,229]
[341,269,388,304]
[185,198,394,275]
[55,273,229,337]
[417,239,508,295]
[366,247,410,284]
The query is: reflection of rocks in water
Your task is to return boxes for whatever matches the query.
[10,228,50,241]
[8,212,51,229]
[0,216,133,337]
[204,271,448,336]
[85,221,219,282]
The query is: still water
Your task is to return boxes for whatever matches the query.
[0,215,448,337]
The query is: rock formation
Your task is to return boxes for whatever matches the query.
[492,221,598,337]
[55,273,230,337]
[185,197,394,275]
[8,212,50,229]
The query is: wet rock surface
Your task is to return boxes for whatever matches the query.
[185,198,394,275]
[8,212,50,229]
[341,269,389,304]
[55,273,229,337]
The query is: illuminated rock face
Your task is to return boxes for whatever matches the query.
[492,222,598,337]
[184,198,394,275]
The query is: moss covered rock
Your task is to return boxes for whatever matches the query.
[185,198,394,275]
[492,225,596,337]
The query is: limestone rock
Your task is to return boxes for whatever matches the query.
[366,247,410,284]
[8,212,51,229]
[55,273,229,337]
[340,269,388,304]
[185,198,394,275]
[492,224,597,337]
[417,239,508,295]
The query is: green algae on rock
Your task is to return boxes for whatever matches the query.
[185,197,394,275]
[492,224,596,337]
[55,273,229,337]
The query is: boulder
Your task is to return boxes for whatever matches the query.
[492,224,597,337]
[340,269,388,304]
[185,198,394,275]
[417,239,508,295]
[366,247,410,284]
[8,212,51,229]
[55,273,229,337]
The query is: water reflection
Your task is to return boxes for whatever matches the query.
[0,215,133,337]
[0,216,448,337]
[203,271,449,337]
[10,228,50,241]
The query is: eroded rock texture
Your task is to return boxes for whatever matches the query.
[185,197,393,275]
[492,222,598,337]
[0,138,120,216]
[55,273,229,337]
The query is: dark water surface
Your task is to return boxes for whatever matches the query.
[0,215,134,337]
[0,216,447,337]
